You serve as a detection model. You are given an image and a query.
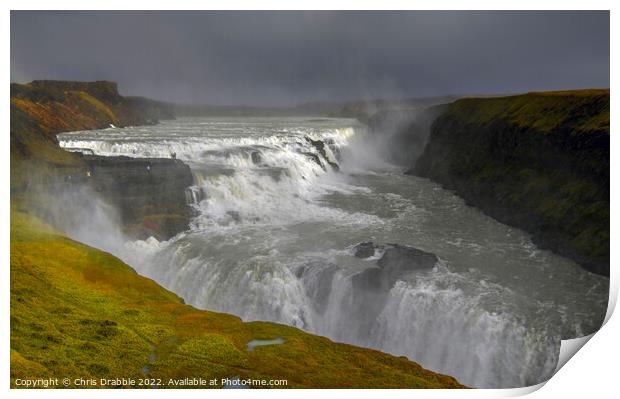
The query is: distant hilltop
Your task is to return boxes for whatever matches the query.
[10,80,174,178]
[20,80,123,103]
[11,80,174,134]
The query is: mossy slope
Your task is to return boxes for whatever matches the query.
[10,208,464,389]
[413,89,609,276]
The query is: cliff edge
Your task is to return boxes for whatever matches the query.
[412,90,609,276]
[10,80,189,239]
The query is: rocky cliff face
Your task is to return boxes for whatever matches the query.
[412,90,609,276]
[11,80,190,239]
[82,156,193,240]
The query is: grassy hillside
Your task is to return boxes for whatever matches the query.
[10,207,464,388]
[443,89,609,134]
[414,89,609,276]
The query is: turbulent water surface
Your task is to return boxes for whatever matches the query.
[58,117,609,388]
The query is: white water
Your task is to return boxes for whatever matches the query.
[58,117,608,388]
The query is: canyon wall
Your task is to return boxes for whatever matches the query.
[411,90,609,276]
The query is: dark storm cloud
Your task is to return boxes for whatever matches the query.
[10,11,609,105]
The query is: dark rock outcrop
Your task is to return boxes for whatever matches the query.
[412,90,610,276]
[300,152,326,171]
[324,138,342,161]
[295,262,339,316]
[305,137,340,171]
[82,155,193,240]
[349,242,438,340]
[250,151,263,165]
[353,241,376,258]
[352,242,437,292]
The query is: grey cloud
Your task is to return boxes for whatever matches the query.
[11,11,609,105]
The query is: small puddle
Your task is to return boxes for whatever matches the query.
[246,337,285,352]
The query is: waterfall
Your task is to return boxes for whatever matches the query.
[58,117,608,389]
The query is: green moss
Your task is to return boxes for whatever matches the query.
[447,89,609,134]
[10,209,464,388]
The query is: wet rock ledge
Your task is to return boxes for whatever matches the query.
[82,155,194,240]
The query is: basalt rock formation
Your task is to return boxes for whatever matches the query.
[411,90,610,277]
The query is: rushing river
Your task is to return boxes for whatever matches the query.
[58,117,608,388]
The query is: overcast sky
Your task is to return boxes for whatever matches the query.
[11,11,610,106]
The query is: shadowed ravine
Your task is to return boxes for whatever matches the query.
[57,116,608,388]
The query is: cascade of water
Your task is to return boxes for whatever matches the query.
[58,117,608,389]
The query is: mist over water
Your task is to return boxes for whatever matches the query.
[27,183,129,255]
[57,117,608,388]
